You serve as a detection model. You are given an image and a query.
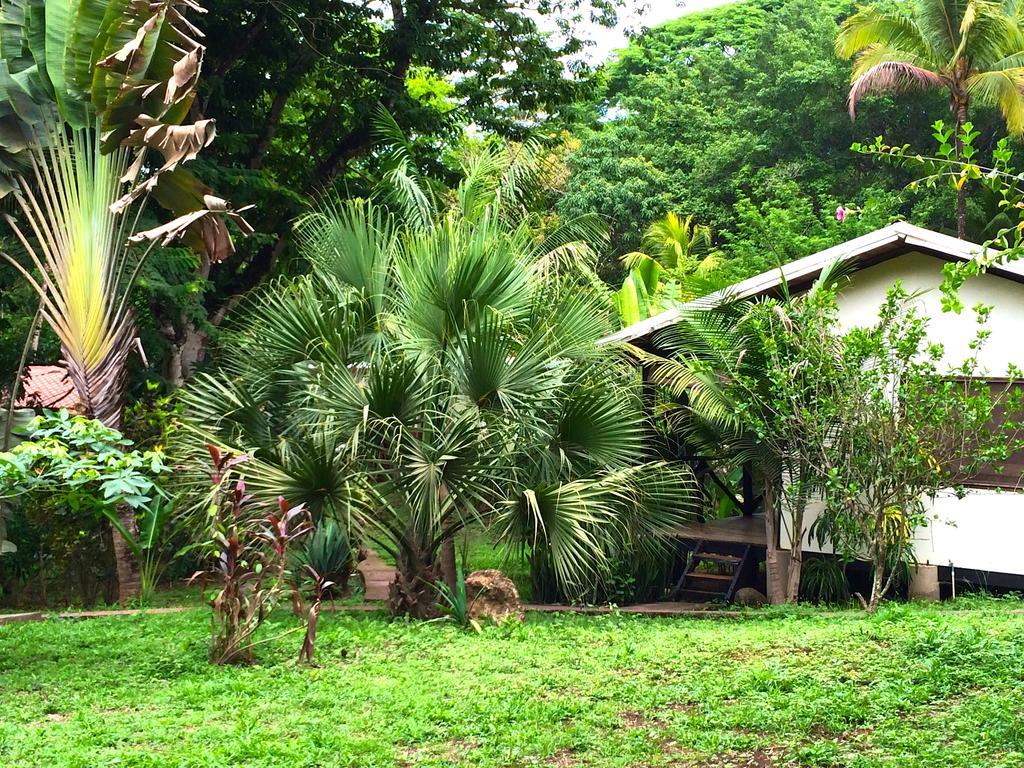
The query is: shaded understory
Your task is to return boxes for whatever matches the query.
[1,599,1023,767]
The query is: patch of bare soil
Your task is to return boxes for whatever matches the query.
[808,724,873,751]
[619,709,665,728]
[398,738,480,766]
[545,747,580,767]
[698,746,787,768]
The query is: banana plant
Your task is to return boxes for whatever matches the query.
[103,495,177,605]
[0,0,250,600]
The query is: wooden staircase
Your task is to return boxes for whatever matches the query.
[670,539,755,603]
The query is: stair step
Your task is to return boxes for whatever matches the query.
[689,571,732,580]
[677,588,728,602]
[686,574,731,592]
[695,552,741,564]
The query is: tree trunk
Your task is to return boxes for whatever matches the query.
[162,324,209,388]
[111,502,141,604]
[389,556,442,619]
[953,96,969,240]
[785,497,806,603]
[867,557,886,614]
[761,474,786,605]
[81,362,140,605]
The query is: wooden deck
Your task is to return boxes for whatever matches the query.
[671,514,767,547]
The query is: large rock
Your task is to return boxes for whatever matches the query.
[464,569,524,624]
[734,587,768,607]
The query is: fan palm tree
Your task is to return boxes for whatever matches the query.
[179,143,698,618]
[836,0,1024,238]
[0,0,250,600]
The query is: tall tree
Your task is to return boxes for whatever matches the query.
[561,0,941,281]
[179,140,696,618]
[151,0,629,384]
[837,0,1024,238]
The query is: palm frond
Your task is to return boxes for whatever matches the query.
[836,7,937,60]
[848,59,946,117]
[967,67,1024,133]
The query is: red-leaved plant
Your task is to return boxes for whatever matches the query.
[193,445,312,664]
[297,566,335,665]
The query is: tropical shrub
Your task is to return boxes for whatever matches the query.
[799,557,850,605]
[436,561,481,632]
[816,286,1024,611]
[191,447,312,665]
[291,519,356,600]
[0,411,167,605]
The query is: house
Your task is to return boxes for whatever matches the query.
[603,221,1024,600]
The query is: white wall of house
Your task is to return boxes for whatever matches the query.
[833,251,1024,376]
[782,491,1024,575]
[781,250,1024,576]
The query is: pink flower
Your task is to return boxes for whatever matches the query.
[835,206,847,222]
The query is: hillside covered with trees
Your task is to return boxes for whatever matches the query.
[561,0,1010,282]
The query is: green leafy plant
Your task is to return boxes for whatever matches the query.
[650,266,850,604]
[290,519,356,600]
[105,496,177,606]
[0,410,166,525]
[799,557,850,605]
[0,410,168,605]
[179,136,699,618]
[435,562,481,633]
[818,286,1024,611]
[192,445,313,665]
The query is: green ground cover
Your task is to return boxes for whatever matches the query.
[1,599,1023,767]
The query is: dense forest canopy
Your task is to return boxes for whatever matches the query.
[1,0,1014,385]
[560,0,1008,282]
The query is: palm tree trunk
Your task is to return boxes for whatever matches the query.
[83,363,140,605]
[953,97,969,240]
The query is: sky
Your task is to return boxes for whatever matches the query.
[584,0,740,63]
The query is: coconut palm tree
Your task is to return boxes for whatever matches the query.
[836,0,1024,238]
[638,213,713,271]
[0,0,250,600]
[179,143,698,618]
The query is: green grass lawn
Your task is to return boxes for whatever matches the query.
[1,599,1023,767]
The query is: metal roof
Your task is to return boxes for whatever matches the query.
[599,221,1019,346]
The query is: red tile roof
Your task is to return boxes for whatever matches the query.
[14,365,83,412]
